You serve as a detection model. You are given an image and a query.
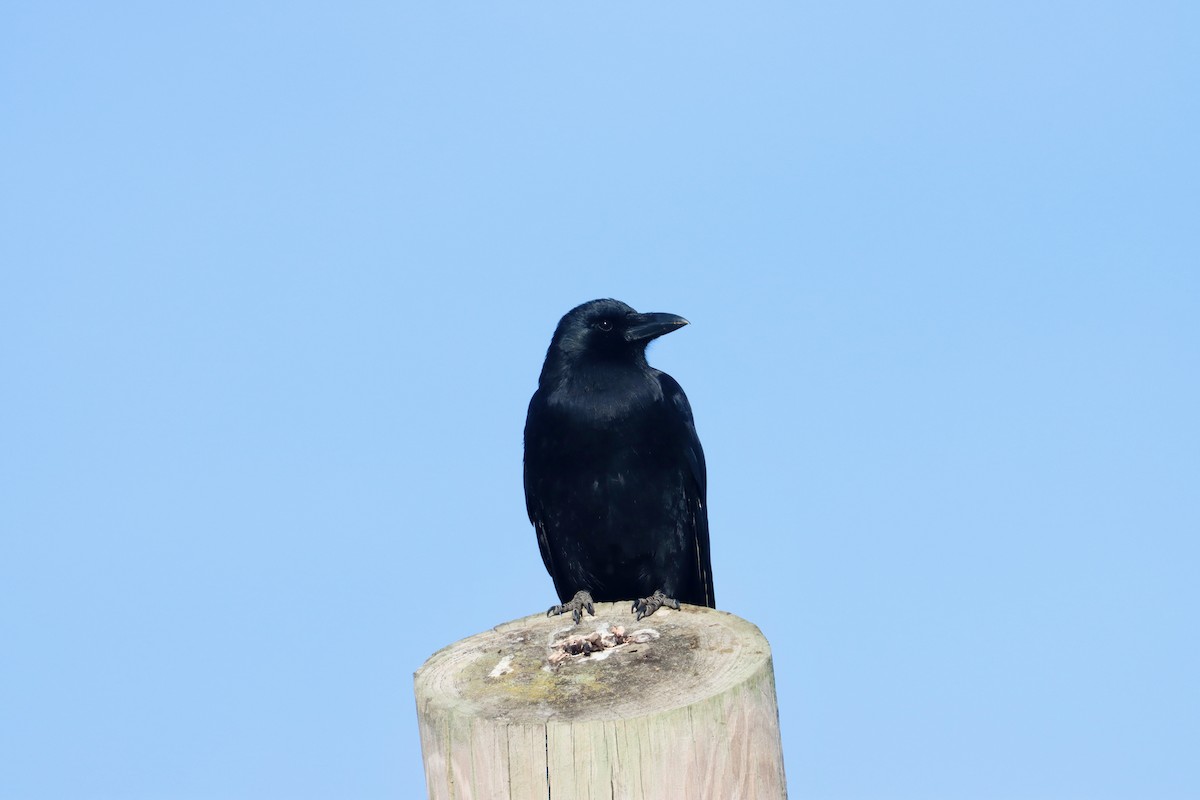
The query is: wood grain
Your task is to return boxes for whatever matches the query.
[414,603,787,799]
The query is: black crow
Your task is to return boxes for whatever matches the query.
[524,299,714,623]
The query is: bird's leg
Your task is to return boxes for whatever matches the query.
[632,589,680,621]
[547,590,595,624]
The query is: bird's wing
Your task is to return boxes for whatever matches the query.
[656,371,715,608]
[524,395,562,587]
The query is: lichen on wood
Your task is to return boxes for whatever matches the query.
[414,602,787,799]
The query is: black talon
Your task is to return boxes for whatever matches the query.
[633,589,680,621]
[546,590,595,624]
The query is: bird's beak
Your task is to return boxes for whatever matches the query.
[624,312,690,343]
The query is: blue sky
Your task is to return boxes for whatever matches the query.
[2,2,1197,798]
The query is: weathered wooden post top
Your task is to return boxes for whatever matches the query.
[414,602,787,799]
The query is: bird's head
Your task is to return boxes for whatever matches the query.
[544,299,689,372]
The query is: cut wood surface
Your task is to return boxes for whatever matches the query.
[414,602,787,799]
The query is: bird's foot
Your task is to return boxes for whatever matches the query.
[547,590,595,624]
[632,589,680,621]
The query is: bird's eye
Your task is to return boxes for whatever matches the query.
[596,320,613,331]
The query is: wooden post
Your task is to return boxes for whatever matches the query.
[414,602,787,799]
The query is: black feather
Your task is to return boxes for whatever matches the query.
[524,299,715,609]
